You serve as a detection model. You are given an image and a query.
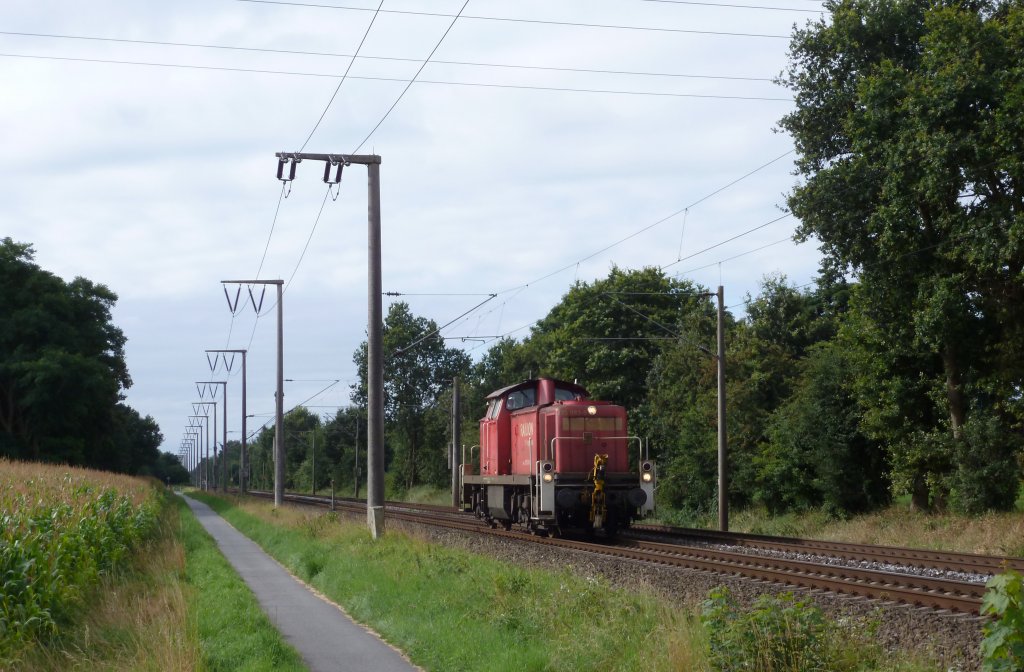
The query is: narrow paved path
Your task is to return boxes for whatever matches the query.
[182,495,419,672]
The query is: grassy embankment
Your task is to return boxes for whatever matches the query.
[0,459,305,671]
[192,491,947,671]
[658,488,1024,558]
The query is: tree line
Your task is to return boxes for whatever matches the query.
[1,238,184,483]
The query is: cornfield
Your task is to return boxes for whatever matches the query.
[0,458,164,661]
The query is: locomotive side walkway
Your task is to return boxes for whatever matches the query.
[182,495,419,672]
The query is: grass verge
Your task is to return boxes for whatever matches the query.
[191,492,944,671]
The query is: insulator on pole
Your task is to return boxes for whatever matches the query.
[276,157,297,182]
[323,160,344,185]
[223,285,242,314]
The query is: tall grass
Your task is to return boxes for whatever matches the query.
[658,502,1024,557]
[0,459,164,664]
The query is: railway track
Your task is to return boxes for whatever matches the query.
[628,523,1024,578]
[236,489,1010,614]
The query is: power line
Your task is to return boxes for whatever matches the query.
[676,235,793,275]
[0,53,788,101]
[234,1,792,39]
[638,0,821,10]
[661,212,792,270]
[496,150,794,296]
[352,0,469,154]
[256,182,288,280]
[0,30,776,82]
[283,185,334,294]
[297,0,384,152]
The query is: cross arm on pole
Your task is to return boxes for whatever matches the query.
[275,152,381,165]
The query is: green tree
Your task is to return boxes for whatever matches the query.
[727,276,851,510]
[322,406,365,496]
[152,450,190,485]
[760,340,890,516]
[524,267,711,416]
[0,238,158,472]
[353,303,472,491]
[778,0,1024,510]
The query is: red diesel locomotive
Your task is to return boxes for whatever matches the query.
[461,378,656,535]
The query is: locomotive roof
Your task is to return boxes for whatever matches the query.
[484,378,590,401]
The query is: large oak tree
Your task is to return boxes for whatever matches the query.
[779,0,1024,509]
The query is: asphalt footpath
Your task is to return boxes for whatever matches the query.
[182,495,419,672]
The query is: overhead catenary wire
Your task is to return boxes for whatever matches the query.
[297,0,385,152]
[234,0,792,39]
[0,30,777,82]
[638,0,822,10]
[352,0,467,154]
[660,212,792,271]
[495,149,794,297]
[0,54,789,102]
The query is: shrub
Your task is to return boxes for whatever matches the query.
[981,570,1024,672]
[700,586,832,671]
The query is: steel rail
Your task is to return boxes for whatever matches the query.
[629,523,1024,575]
[239,490,987,613]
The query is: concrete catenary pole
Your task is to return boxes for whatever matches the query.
[221,280,284,506]
[185,432,200,486]
[353,413,360,498]
[206,349,248,492]
[197,382,228,492]
[188,414,208,489]
[366,160,385,538]
[275,281,284,507]
[451,376,461,509]
[716,285,729,532]
[271,151,383,536]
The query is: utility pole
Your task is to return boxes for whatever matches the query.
[188,414,208,489]
[451,377,461,509]
[185,432,200,486]
[197,381,227,492]
[274,151,384,538]
[193,402,217,489]
[353,413,360,498]
[716,285,729,532]
[206,349,248,492]
[222,280,284,506]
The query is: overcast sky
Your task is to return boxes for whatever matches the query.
[3,0,827,457]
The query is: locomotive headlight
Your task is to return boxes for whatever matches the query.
[543,472,554,483]
[642,472,653,483]
[587,405,597,416]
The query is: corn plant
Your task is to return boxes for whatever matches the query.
[0,459,163,663]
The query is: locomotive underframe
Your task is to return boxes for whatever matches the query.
[462,472,647,535]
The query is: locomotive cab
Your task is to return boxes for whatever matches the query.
[462,378,656,536]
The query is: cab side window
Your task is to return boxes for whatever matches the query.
[505,388,536,410]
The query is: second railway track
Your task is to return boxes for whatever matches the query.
[238,489,1011,615]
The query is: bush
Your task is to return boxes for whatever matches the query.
[700,586,833,671]
[949,414,1022,514]
[981,570,1024,672]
